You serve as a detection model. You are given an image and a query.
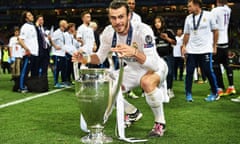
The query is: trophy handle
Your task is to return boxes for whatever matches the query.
[103,57,124,124]
[73,62,79,80]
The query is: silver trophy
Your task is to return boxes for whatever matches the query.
[75,68,115,144]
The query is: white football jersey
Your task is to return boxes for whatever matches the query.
[51,28,66,57]
[76,24,95,55]
[63,32,78,55]
[131,12,142,24]
[173,35,184,57]
[211,5,231,45]
[97,22,164,72]
[184,10,218,54]
[8,36,24,58]
[19,23,39,56]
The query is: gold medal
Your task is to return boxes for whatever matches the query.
[193,30,197,35]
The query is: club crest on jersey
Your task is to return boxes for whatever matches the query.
[132,42,138,49]
[144,35,153,48]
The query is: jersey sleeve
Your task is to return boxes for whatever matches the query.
[209,12,218,31]
[19,25,27,40]
[76,26,83,39]
[139,24,160,72]
[96,26,112,64]
[8,37,13,48]
[183,16,190,34]
[52,30,64,48]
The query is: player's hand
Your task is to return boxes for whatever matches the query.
[72,51,89,64]
[55,46,61,50]
[25,48,31,56]
[111,44,135,57]
[181,45,185,56]
[47,35,52,41]
[72,51,83,63]
[160,33,168,40]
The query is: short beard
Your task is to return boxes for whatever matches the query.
[118,20,130,35]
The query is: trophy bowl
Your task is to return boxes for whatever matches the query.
[75,69,113,144]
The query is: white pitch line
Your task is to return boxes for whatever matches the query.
[0,88,66,109]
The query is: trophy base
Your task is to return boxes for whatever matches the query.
[81,124,113,144]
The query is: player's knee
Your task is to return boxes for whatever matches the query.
[140,76,154,92]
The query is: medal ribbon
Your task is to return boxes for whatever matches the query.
[112,23,133,48]
[193,11,203,31]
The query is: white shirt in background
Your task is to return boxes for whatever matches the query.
[8,36,24,58]
[184,10,218,54]
[131,12,142,24]
[76,24,95,55]
[211,5,231,45]
[51,28,66,57]
[173,35,184,57]
[63,32,78,56]
[19,23,39,56]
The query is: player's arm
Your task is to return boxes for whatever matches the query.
[181,17,190,56]
[212,29,218,54]
[161,30,176,45]
[76,27,84,46]
[18,38,29,52]
[48,36,61,50]
[8,39,13,58]
[181,33,189,56]
[77,37,84,46]
[72,51,100,64]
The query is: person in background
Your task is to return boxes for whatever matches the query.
[127,0,142,23]
[1,45,11,74]
[49,20,68,88]
[76,11,95,68]
[211,0,236,97]
[153,16,176,99]
[64,22,78,86]
[18,11,39,93]
[35,15,50,77]
[89,21,100,52]
[181,0,219,102]
[173,28,184,81]
[8,27,23,80]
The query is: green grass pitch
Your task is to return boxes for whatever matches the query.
[0,70,239,144]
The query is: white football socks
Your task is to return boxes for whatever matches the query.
[145,88,166,124]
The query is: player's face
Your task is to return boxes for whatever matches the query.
[154,18,162,30]
[187,2,195,14]
[70,26,76,32]
[37,17,44,26]
[82,14,91,24]
[26,12,34,22]
[109,6,130,35]
[14,30,19,36]
[177,29,183,36]
[127,0,136,12]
